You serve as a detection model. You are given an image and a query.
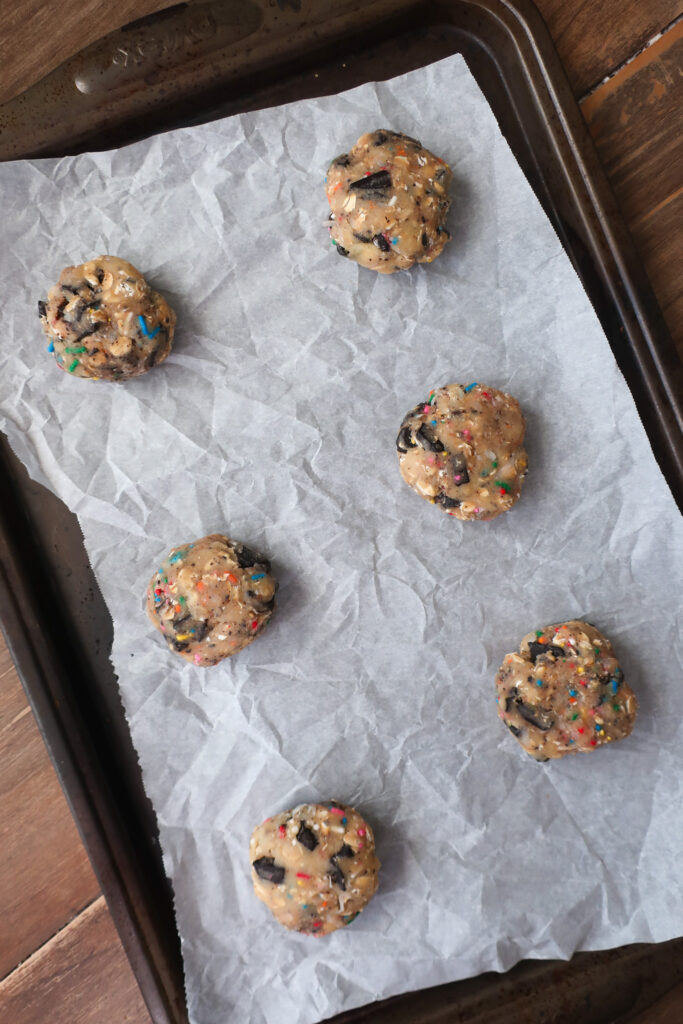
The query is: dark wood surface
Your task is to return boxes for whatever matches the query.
[1,0,681,1020]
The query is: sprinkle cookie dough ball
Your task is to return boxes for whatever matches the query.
[397,382,527,521]
[146,534,276,667]
[39,255,176,381]
[250,802,380,936]
[325,129,452,273]
[496,620,637,761]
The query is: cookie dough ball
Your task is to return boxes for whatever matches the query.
[325,129,452,273]
[250,802,380,936]
[397,382,527,521]
[496,620,637,761]
[39,255,175,381]
[146,534,276,667]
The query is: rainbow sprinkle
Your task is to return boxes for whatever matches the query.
[464,383,478,393]
[137,314,160,339]
[47,341,55,353]
[67,359,79,373]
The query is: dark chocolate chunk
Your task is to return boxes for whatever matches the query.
[336,245,350,257]
[296,822,318,851]
[253,856,285,884]
[435,167,448,183]
[353,231,372,243]
[373,132,388,146]
[373,233,391,252]
[38,300,46,318]
[233,544,261,569]
[328,858,346,890]
[337,843,354,858]
[451,453,470,486]
[528,641,565,663]
[332,153,351,168]
[396,426,417,453]
[505,721,522,737]
[95,268,105,284]
[61,284,80,295]
[421,232,429,248]
[515,700,554,731]
[435,494,461,509]
[504,689,518,713]
[396,132,421,147]
[78,323,99,338]
[171,639,190,652]
[415,424,445,452]
[55,299,66,320]
[349,170,392,192]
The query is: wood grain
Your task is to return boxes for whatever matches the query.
[0,637,99,978]
[0,895,153,1024]
[535,0,682,96]
[581,21,683,350]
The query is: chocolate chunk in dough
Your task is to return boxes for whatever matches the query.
[250,802,380,935]
[296,822,318,851]
[146,533,277,668]
[326,129,452,273]
[39,255,176,381]
[496,620,638,761]
[253,857,286,884]
[397,383,527,521]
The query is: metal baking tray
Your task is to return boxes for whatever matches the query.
[1,2,681,1021]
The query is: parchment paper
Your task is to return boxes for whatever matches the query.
[1,55,682,1024]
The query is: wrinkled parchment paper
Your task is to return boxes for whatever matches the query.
[1,55,682,1024]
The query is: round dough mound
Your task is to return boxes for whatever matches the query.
[250,802,380,936]
[39,255,176,381]
[325,129,452,273]
[146,534,276,667]
[496,620,637,761]
[397,382,527,521]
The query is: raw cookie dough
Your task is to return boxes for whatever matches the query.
[397,382,527,520]
[325,129,452,273]
[39,255,175,381]
[496,620,637,761]
[146,534,276,667]
[250,802,380,935]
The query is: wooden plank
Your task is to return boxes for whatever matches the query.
[0,895,153,1024]
[580,21,683,351]
[0,634,100,978]
[535,0,682,97]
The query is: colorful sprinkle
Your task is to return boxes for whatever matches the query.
[278,825,286,836]
[47,341,55,353]
[535,631,544,639]
[356,827,366,836]
[464,383,478,393]
[251,573,266,581]
[296,872,311,879]
[67,359,79,373]
[329,807,345,816]
[571,713,579,720]
[568,689,577,697]
[536,679,543,687]
[611,678,619,693]
[494,480,511,493]
[65,345,87,354]
[251,620,259,630]
[137,314,160,339]
[428,391,436,404]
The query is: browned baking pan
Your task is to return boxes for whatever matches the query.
[1,2,681,1022]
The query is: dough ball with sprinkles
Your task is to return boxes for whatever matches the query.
[397,382,527,521]
[39,255,175,381]
[250,802,380,936]
[325,129,452,273]
[496,620,637,761]
[146,534,276,668]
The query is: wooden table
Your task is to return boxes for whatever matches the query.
[1,1,681,1020]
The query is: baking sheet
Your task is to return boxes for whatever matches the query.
[1,54,682,1024]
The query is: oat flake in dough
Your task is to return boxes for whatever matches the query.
[496,620,638,761]
[146,534,277,667]
[39,255,175,381]
[397,382,527,520]
[250,802,380,936]
[325,129,452,273]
